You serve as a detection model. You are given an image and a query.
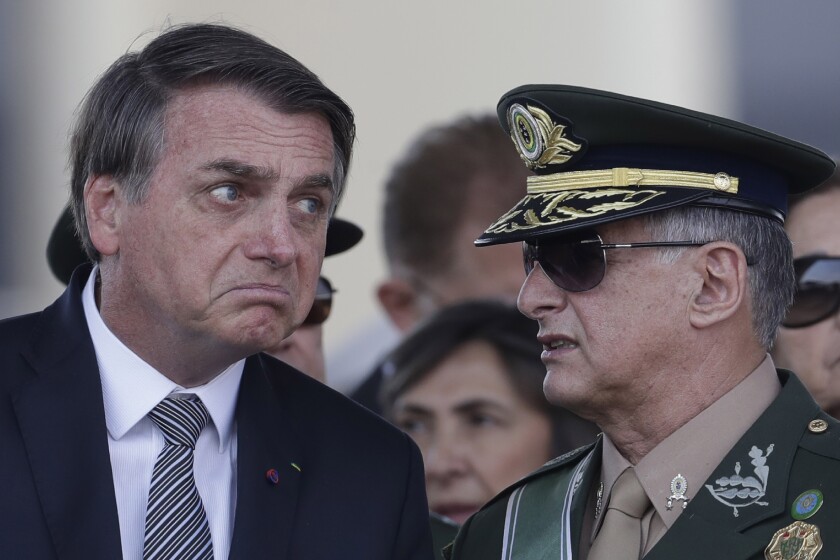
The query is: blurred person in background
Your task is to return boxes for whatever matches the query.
[265,218,362,382]
[773,165,840,418]
[351,115,533,412]
[380,300,598,526]
[49,206,363,384]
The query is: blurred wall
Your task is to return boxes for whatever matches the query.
[1,0,737,388]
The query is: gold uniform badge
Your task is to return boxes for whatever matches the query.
[764,521,822,559]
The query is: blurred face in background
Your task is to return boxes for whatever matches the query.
[266,276,334,382]
[391,339,553,525]
[774,187,840,418]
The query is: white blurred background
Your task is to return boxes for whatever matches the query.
[0,0,837,391]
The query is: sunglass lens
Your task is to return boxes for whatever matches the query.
[782,285,840,328]
[523,232,606,292]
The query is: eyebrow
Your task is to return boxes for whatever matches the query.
[201,159,280,182]
[201,159,335,195]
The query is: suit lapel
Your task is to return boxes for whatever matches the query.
[12,268,123,559]
[646,371,819,559]
[229,355,303,559]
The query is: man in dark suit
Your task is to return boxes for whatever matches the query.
[0,23,433,560]
[449,85,840,559]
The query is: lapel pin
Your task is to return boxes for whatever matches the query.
[792,490,824,521]
[265,468,280,485]
[765,521,822,559]
[667,474,690,510]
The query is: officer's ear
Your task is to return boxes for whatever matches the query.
[687,242,749,329]
[377,278,424,332]
[84,174,122,257]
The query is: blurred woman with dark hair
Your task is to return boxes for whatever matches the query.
[380,300,598,525]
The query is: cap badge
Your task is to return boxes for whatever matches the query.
[705,443,774,517]
[667,474,690,510]
[507,103,585,170]
[764,521,823,559]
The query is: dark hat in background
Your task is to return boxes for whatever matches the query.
[477,85,836,246]
[46,205,364,285]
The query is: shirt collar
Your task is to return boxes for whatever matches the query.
[82,266,244,452]
[598,355,780,529]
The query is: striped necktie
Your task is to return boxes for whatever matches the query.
[143,396,214,560]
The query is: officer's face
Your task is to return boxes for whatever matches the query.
[92,86,335,379]
[517,217,695,423]
[774,187,840,418]
[392,339,553,525]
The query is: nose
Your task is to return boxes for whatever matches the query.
[424,430,470,483]
[517,262,568,319]
[244,205,299,268]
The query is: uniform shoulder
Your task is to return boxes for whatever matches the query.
[799,411,840,460]
[477,440,596,513]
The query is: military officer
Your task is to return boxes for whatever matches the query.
[449,85,839,560]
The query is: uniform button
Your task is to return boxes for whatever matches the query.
[808,419,828,434]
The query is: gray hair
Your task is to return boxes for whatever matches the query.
[643,207,794,350]
[70,23,355,261]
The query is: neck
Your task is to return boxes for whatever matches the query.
[96,271,245,388]
[595,341,764,464]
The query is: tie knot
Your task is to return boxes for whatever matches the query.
[149,396,209,449]
[608,468,650,519]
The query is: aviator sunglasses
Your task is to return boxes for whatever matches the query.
[781,256,840,328]
[303,276,335,326]
[523,230,708,292]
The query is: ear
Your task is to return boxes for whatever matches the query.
[84,174,121,257]
[688,242,749,330]
[377,278,423,332]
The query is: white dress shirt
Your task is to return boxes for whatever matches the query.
[82,267,243,560]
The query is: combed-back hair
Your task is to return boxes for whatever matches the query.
[381,114,530,279]
[643,207,794,350]
[380,300,598,456]
[70,23,355,261]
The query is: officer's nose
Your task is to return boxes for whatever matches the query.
[518,263,570,320]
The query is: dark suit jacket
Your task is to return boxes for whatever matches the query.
[450,371,840,559]
[0,267,434,559]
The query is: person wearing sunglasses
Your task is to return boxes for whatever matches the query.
[773,167,840,419]
[449,86,839,560]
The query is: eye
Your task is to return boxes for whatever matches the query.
[209,185,240,203]
[296,197,322,215]
[466,412,499,428]
[396,416,429,435]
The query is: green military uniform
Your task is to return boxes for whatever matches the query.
[450,371,840,559]
[447,84,838,559]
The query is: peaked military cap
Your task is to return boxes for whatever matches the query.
[477,85,836,246]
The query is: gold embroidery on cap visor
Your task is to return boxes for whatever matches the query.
[508,103,584,169]
[483,168,739,236]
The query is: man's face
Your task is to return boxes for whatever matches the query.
[517,218,694,420]
[98,86,335,369]
[774,187,840,418]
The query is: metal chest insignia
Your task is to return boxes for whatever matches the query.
[705,444,774,517]
[765,521,822,559]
